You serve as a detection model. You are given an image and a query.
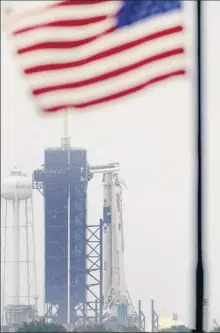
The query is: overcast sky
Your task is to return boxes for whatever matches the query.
[1,1,220,330]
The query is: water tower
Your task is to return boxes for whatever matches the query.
[1,168,38,330]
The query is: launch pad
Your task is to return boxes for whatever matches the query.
[32,111,145,330]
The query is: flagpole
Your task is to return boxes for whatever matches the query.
[195,0,204,332]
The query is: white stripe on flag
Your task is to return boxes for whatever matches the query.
[26,35,184,89]
[12,20,115,49]
[16,12,183,67]
[36,55,185,108]
[6,1,121,33]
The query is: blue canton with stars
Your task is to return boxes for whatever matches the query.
[116,0,182,29]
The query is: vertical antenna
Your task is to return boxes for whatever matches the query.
[61,109,71,147]
[64,109,68,138]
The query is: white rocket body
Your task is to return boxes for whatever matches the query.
[102,173,113,301]
[102,173,127,312]
[89,163,137,325]
[111,177,126,297]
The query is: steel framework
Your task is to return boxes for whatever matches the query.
[32,147,102,326]
[77,221,103,325]
[138,300,145,332]
[151,299,159,332]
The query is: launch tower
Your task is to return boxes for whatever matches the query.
[32,112,102,327]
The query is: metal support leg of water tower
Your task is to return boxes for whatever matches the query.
[138,300,145,332]
[151,299,159,332]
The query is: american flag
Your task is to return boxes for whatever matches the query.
[5,0,186,112]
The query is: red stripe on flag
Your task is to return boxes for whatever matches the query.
[24,25,183,74]
[33,48,184,95]
[13,16,108,35]
[17,27,116,54]
[42,70,186,112]
[52,0,109,6]
[9,0,108,20]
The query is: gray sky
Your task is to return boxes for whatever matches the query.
[1,1,220,329]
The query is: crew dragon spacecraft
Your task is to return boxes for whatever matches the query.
[101,165,137,326]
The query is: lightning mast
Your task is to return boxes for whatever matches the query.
[61,109,70,148]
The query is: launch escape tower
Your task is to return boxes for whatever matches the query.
[32,112,102,326]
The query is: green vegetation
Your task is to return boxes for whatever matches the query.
[159,325,191,332]
[16,319,67,332]
[159,324,220,332]
[17,320,141,332]
[16,319,220,332]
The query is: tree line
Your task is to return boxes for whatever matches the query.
[16,319,220,332]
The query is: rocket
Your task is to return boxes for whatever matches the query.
[89,163,138,325]
[102,173,127,312]
[111,175,126,299]
[102,173,113,301]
